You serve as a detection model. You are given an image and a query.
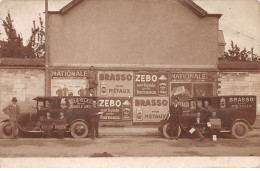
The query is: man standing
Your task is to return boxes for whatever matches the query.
[88,66,98,89]
[89,101,100,139]
[2,97,20,139]
[169,97,183,140]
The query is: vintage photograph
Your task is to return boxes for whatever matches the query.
[0,0,259,168]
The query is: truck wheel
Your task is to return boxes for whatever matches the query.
[0,122,13,139]
[70,121,89,139]
[162,122,181,139]
[231,122,249,139]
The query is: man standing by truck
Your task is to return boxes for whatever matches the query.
[89,100,100,139]
[169,98,183,140]
[2,97,20,139]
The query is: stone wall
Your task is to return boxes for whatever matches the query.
[0,69,45,119]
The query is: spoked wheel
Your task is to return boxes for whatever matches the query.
[70,121,89,139]
[0,122,13,139]
[162,122,181,139]
[231,122,249,139]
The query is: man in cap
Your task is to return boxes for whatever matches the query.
[2,97,20,139]
[169,97,183,140]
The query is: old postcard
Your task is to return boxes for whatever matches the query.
[0,0,259,168]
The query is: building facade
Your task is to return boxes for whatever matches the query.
[0,0,259,125]
[45,0,223,125]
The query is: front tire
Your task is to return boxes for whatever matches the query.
[0,122,13,139]
[162,122,181,139]
[70,121,89,139]
[231,121,249,139]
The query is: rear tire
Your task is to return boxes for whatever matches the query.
[162,122,181,139]
[0,122,13,139]
[231,121,249,139]
[70,121,89,139]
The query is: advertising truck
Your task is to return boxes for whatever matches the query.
[159,96,257,139]
[0,96,97,139]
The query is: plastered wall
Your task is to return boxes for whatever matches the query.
[0,69,45,119]
[48,0,219,68]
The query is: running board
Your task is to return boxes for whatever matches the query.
[220,130,231,133]
[28,131,44,133]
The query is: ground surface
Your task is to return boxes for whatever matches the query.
[0,129,259,157]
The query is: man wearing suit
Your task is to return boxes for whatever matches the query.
[89,101,100,139]
[190,112,206,142]
[2,97,20,139]
[169,97,183,140]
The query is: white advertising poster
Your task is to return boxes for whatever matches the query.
[50,70,90,97]
[97,71,134,97]
[133,97,169,123]
[51,79,88,97]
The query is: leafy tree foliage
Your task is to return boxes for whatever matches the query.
[26,15,45,58]
[0,12,25,58]
[0,12,45,58]
[219,41,259,62]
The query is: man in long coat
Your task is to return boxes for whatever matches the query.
[2,97,20,139]
[89,101,100,139]
[169,97,183,140]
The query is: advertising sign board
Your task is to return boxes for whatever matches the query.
[171,72,215,82]
[98,98,133,121]
[133,97,169,122]
[97,71,134,97]
[134,72,168,96]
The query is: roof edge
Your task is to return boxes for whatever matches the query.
[181,0,222,18]
[48,0,222,18]
[60,0,82,15]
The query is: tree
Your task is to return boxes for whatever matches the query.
[0,12,45,58]
[26,14,45,58]
[219,41,260,62]
[0,12,25,58]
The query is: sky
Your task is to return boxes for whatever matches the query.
[0,0,259,54]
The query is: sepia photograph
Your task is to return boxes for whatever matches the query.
[0,0,259,168]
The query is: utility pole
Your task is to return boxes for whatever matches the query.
[45,0,50,96]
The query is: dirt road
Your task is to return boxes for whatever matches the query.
[0,130,259,157]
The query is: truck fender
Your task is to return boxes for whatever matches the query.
[232,119,252,131]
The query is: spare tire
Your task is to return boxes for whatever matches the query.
[162,122,181,139]
[70,121,89,139]
[0,122,13,139]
